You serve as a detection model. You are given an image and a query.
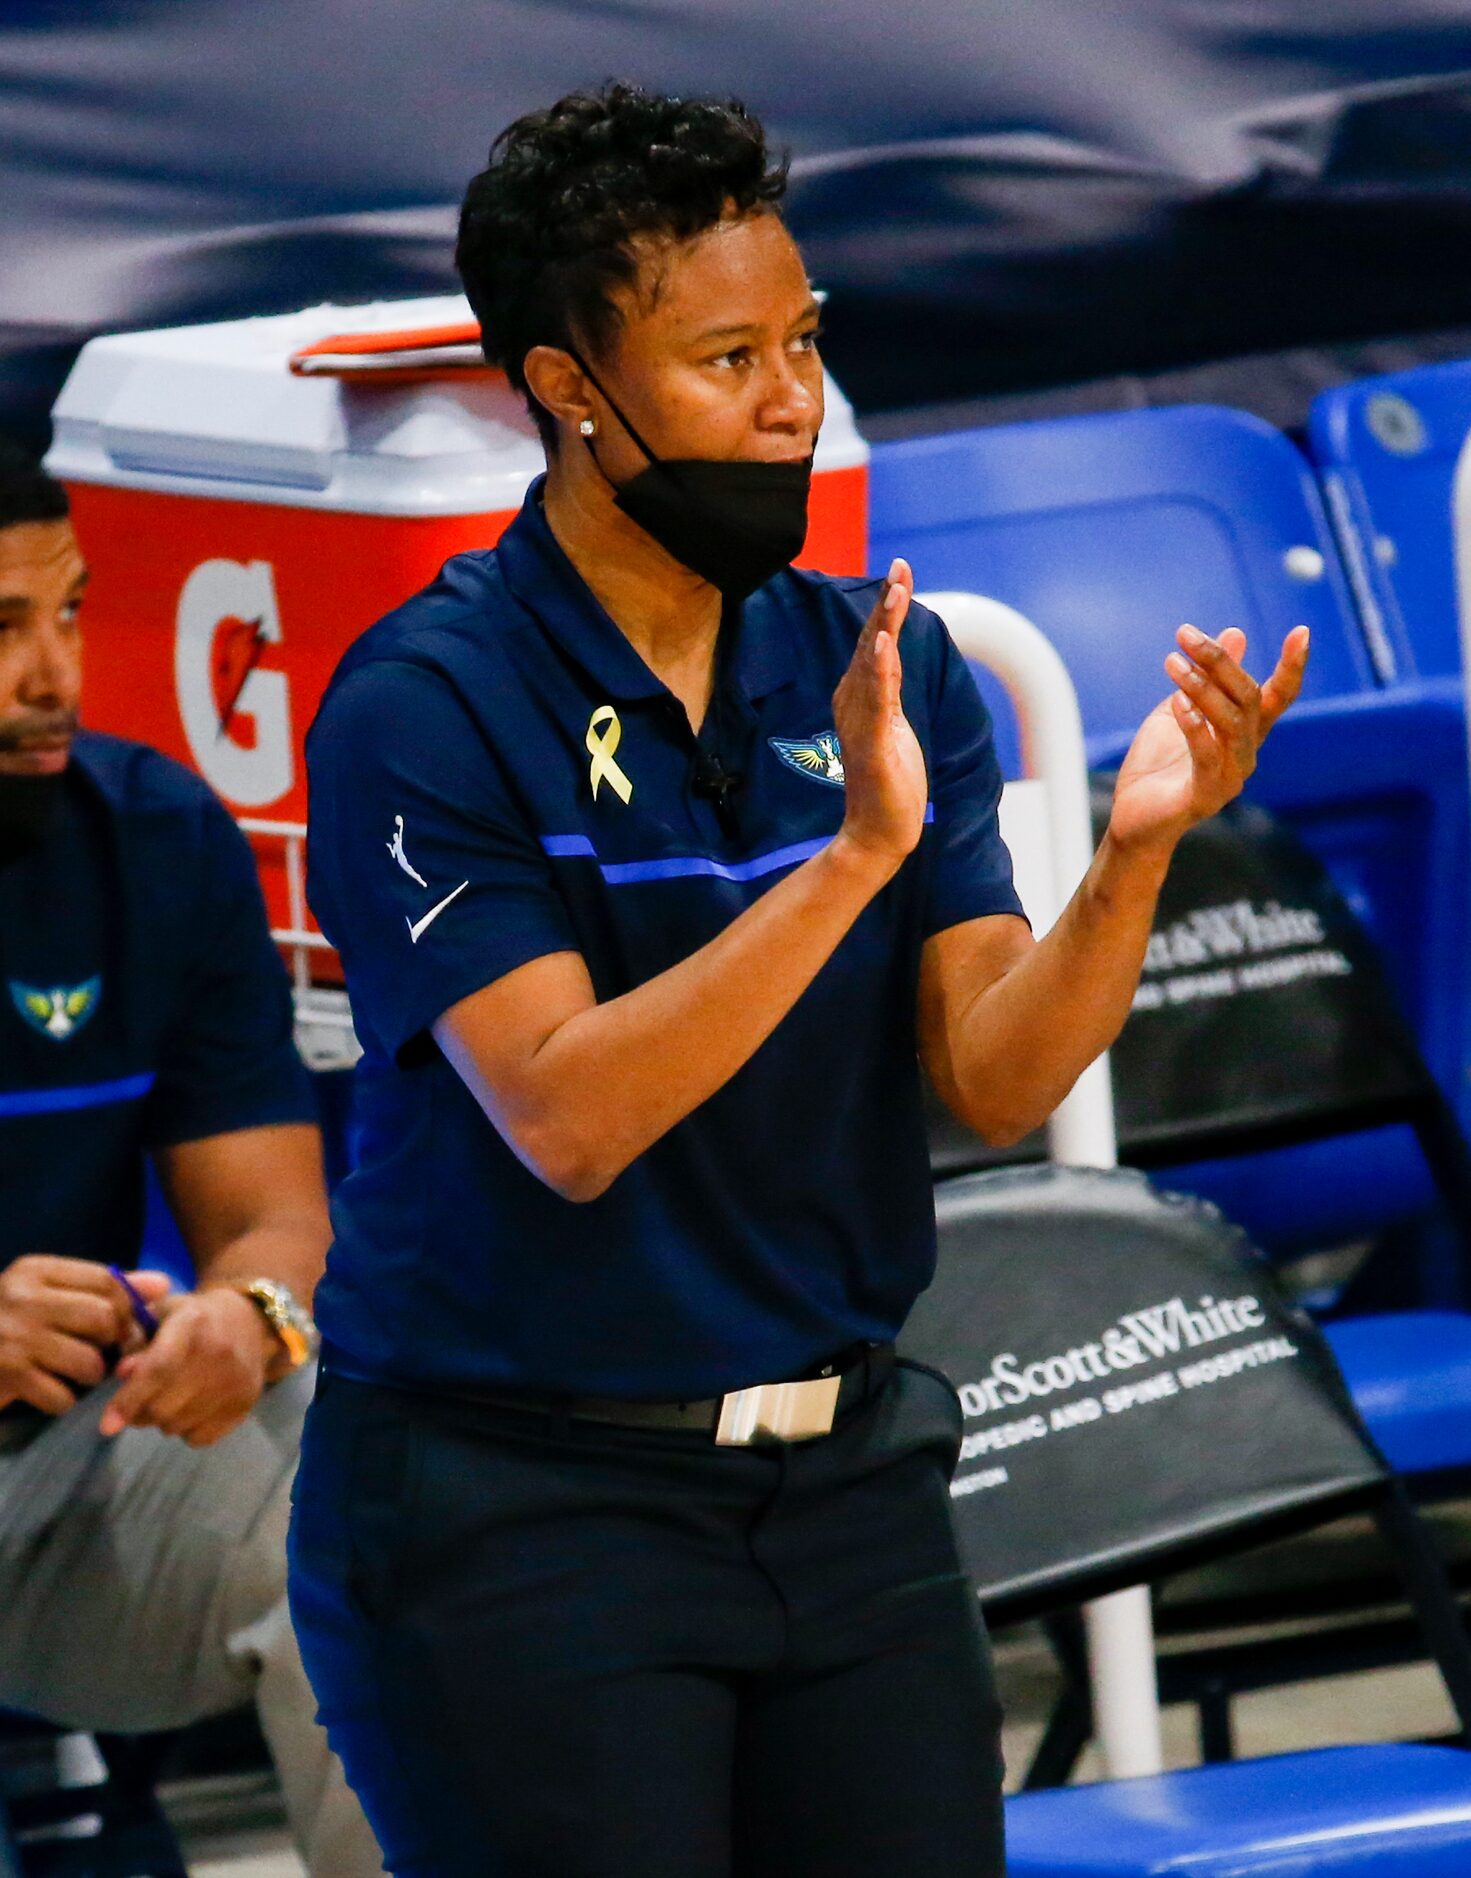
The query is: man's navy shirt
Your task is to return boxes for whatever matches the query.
[307,482,1022,1399]
[0,733,314,1272]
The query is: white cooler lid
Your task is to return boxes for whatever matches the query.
[46,294,867,517]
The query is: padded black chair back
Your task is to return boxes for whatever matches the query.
[1102,795,1430,1161]
[927,797,1471,1278]
[931,795,1432,1172]
[903,1165,1388,1621]
[903,1163,1471,1777]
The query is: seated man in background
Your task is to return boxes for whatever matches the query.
[0,442,380,1877]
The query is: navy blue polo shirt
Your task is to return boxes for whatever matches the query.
[306,479,1022,1399]
[0,732,314,1273]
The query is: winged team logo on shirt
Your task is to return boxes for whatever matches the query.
[769,730,845,789]
[9,977,102,1043]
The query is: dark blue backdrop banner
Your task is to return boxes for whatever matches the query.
[4,0,1471,441]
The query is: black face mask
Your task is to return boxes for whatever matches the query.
[0,771,63,863]
[570,350,814,603]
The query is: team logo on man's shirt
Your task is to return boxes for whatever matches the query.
[9,977,102,1043]
[769,730,846,788]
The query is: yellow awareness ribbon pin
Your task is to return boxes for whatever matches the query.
[586,705,634,804]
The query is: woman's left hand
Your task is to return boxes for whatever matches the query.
[1108,623,1310,855]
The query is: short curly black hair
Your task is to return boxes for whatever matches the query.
[0,439,68,532]
[456,83,789,446]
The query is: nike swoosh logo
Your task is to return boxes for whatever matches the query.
[406,880,469,944]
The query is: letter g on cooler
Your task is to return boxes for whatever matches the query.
[175,558,295,807]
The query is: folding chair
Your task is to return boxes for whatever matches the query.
[925,602,1471,1788]
[933,771,1471,1528]
[933,574,1471,1772]
[902,1162,1471,1873]
[1097,793,1471,1490]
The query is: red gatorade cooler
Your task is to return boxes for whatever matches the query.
[45,295,870,1012]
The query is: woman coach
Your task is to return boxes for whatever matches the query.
[289,84,1308,1877]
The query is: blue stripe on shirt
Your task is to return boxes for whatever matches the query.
[602,838,832,885]
[540,805,935,885]
[0,1071,156,1119]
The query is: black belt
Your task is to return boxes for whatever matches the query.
[323,1342,896,1445]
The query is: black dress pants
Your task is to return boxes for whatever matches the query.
[288,1359,1006,1878]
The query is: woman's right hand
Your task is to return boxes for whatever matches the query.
[831,557,928,876]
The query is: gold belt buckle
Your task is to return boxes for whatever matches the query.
[714,1374,843,1446]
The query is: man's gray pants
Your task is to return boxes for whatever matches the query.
[0,1367,382,1877]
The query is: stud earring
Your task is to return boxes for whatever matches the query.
[579,418,595,437]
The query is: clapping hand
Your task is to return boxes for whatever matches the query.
[1109,624,1310,854]
[832,558,928,873]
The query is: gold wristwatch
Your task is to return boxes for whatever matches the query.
[230,1278,319,1374]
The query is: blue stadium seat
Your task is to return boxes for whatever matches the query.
[1306,365,1471,1285]
[872,404,1373,778]
[870,408,1471,1294]
[1005,1744,1471,1875]
[1309,360,1471,681]
[1325,1312,1471,1475]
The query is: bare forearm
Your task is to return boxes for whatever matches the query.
[444,834,893,1199]
[949,830,1173,1143]
[157,1125,331,1311]
[193,1220,329,1309]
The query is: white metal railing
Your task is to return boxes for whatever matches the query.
[237,817,360,1070]
[921,591,1164,1781]
[237,816,331,990]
